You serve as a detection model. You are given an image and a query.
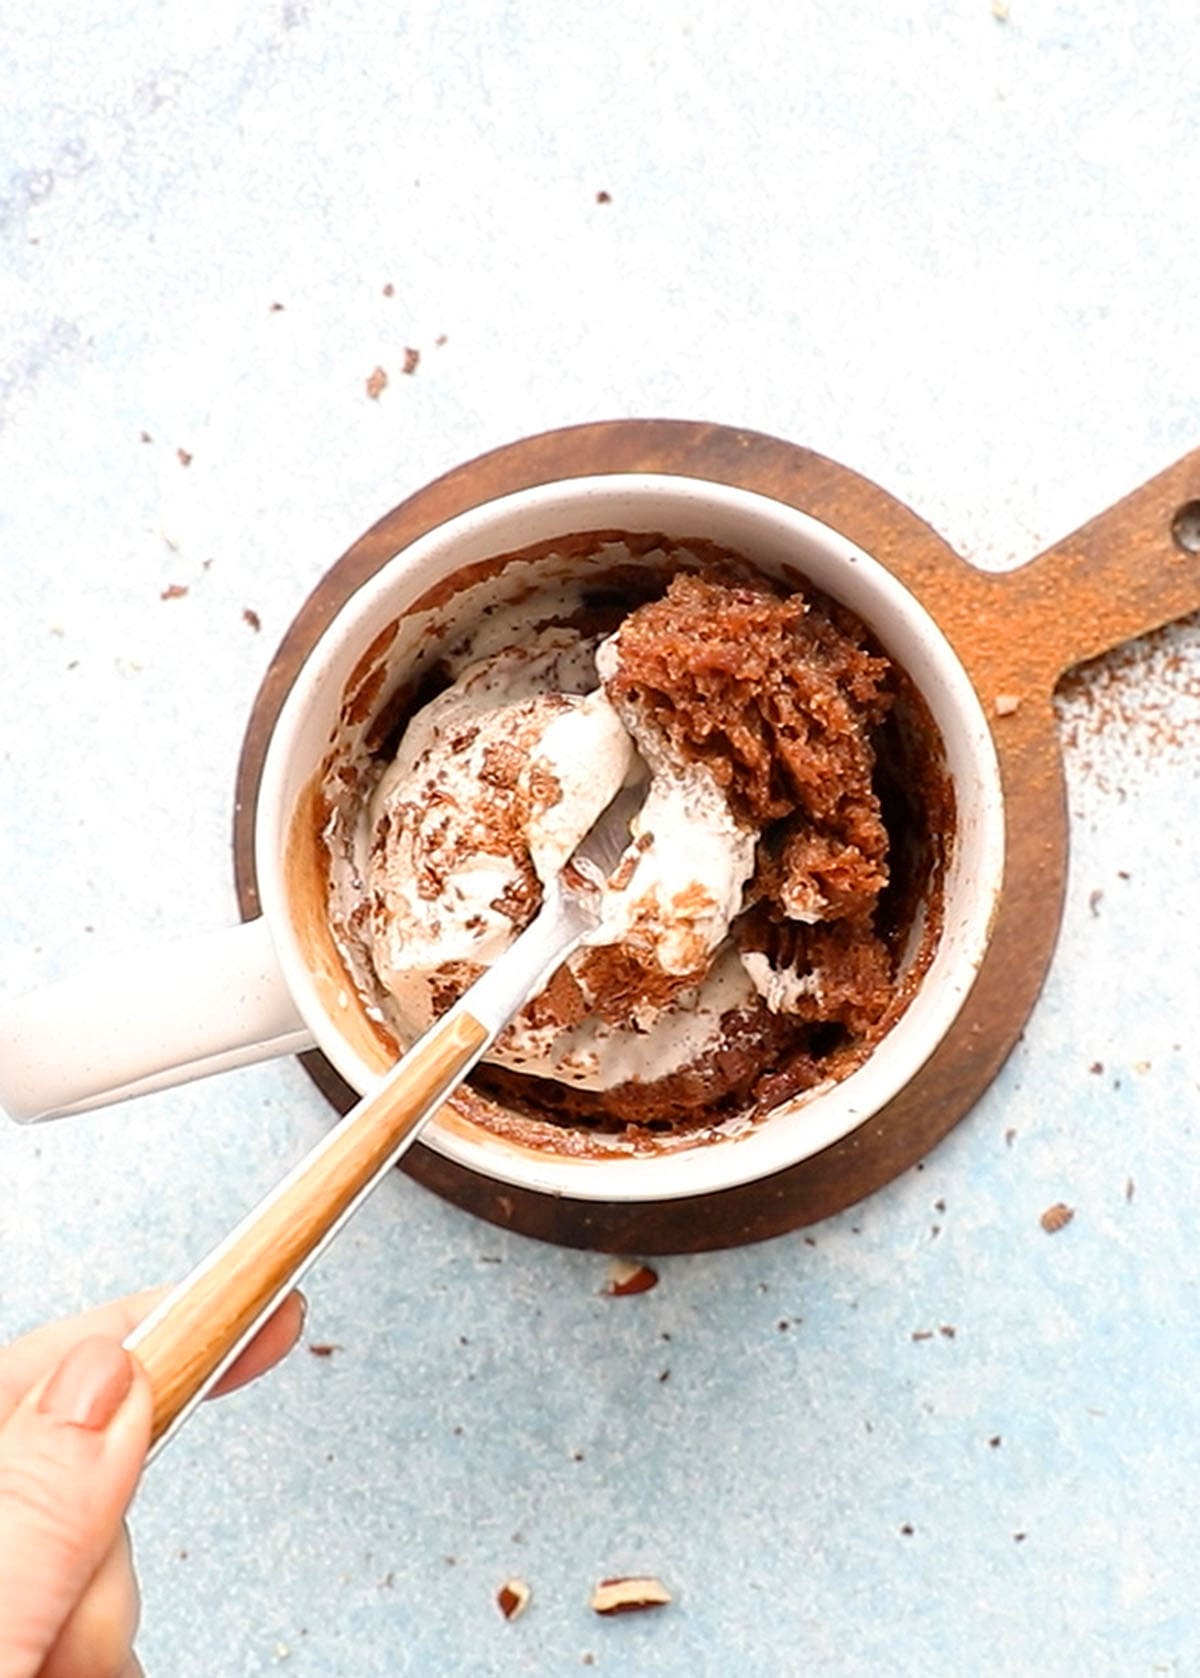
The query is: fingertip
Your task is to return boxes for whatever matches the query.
[207,1292,307,1400]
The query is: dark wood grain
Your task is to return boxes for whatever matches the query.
[233,420,1200,1252]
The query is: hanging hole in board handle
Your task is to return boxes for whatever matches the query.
[1171,500,1200,555]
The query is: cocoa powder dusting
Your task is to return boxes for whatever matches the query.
[1055,613,1200,786]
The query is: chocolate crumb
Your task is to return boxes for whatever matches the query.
[139,429,153,443]
[1040,1202,1074,1234]
[596,189,612,203]
[658,1368,670,1382]
[934,1198,946,1213]
[160,583,188,601]
[402,346,420,375]
[988,1435,1002,1448]
[366,366,388,400]
[993,693,1021,717]
[1125,1177,1135,1203]
[269,301,285,312]
[899,1524,914,1537]
[382,282,394,297]
[176,447,192,467]
[1089,1061,1104,1075]
[911,1330,933,1342]
[1013,1532,1027,1543]
[435,333,448,346]
[939,1324,956,1339]
[307,1341,343,1358]
[243,607,262,632]
[1117,869,1131,880]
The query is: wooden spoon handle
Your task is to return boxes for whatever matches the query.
[125,1008,489,1451]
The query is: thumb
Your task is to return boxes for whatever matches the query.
[0,1336,152,1677]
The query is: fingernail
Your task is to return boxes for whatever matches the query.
[294,1291,309,1333]
[38,1337,135,1430]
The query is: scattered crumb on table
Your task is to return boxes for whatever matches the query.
[1040,1202,1074,1234]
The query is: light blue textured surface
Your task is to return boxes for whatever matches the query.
[2,3,1199,1674]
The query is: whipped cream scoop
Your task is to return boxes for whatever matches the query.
[358,622,759,1089]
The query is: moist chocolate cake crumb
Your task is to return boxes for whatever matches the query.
[473,569,907,1129]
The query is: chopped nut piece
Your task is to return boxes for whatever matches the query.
[604,1258,659,1297]
[366,366,388,400]
[993,693,1021,717]
[590,1576,672,1615]
[496,1578,531,1621]
[1040,1202,1074,1234]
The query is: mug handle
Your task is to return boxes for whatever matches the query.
[0,917,316,1124]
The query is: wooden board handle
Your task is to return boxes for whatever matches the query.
[127,1009,488,1447]
[993,446,1200,686]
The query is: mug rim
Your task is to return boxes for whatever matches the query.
[255,473,1006,1202]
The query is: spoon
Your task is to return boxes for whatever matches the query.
[124,785,642,1459]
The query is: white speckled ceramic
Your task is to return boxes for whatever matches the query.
[0,474,1004,1203]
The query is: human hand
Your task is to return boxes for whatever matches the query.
[0,1287,305,1678]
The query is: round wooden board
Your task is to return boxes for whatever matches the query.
[234,420,1200,1252]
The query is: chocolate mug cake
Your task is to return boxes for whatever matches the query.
[313,534,953,1150]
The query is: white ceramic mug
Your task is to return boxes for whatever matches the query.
[0,475,1005,1201]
